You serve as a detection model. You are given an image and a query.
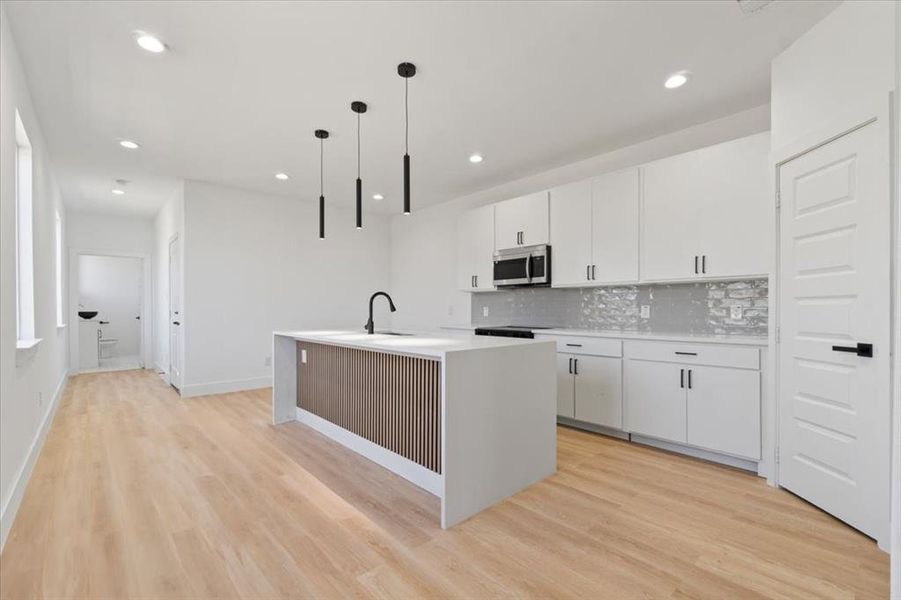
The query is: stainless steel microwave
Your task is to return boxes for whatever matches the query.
[493,244,551,287]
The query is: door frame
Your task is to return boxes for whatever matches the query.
[166,233,183,391]
[770,96,895,550]
[68,247,153,373]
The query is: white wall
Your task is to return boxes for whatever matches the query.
[771,0,900,587]
[389,104,770,331]
[771,0,897,151]
[66,211,154,370]
[180,180,392,397]
[153,184,184,380]
[78,255,143,356]
[0,8,69,549]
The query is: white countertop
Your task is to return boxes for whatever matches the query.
[440,325,768,347]
[274,329,550,359]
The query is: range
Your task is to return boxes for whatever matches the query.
[473,325,553,339]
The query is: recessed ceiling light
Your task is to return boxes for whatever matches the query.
[664,72,689,89]
[119,139,140,150]
[112,189,126,195]
[372,193,384,201]
[275,172,289,180]
[135,32,167,53]
[469,153,484,164]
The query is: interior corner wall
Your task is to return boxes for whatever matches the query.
[388,103,770,332]
[0,7,69,550]
[179,180,392,397]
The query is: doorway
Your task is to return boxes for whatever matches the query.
[74,253,147,373]
[776,111,891,548]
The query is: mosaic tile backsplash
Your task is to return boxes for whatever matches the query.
[471,279,768,336]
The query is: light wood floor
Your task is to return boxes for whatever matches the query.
[0,370,888,599]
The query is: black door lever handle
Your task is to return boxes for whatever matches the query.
[832,343,873,357]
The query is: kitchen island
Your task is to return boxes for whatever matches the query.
[272,330,556,528]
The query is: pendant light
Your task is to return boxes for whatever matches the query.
[397,62,416,214]
[351,101,367,229]
[315,129,329,239]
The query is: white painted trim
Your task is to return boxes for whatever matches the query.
[295,407,443,497]
[0,369,69,551]
[179,375,272,398]
[630,434,759,473]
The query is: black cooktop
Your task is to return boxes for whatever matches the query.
[473,325,554,339]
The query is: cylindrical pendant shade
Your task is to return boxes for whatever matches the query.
[319,195,325,239]
[356,178,362,229]
[403,154,410,214]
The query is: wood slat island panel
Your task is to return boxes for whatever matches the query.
[296,341,441,473]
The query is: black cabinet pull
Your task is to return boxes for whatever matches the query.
[680,368,684,389]
[702,255,707,274]
[688,369,692,389]
[832,343,873,357]
[566,343,582,347]
[694,255,698,274]
[568,357,573,374]
[586,265,590,280]
[573,358,579,375]
[172,321,181,326]
[591,265,596,280]
[674,351,697,356]
[474,275,478,287]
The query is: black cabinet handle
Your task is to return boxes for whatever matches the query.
[675,351,697,356]
[172,321,181,326]
[474,275,478,288]
[694,255,698,274]
[573,358,579,375]
[566,343,582,347]
[586,265,590,280]
[568,357,573,374]
[688,369,692,389]
[591,265,596,280]
[832,343,873,357]
[702,255,707,274]
[680,368,684,389]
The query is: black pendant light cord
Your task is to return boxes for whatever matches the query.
[319,137,324,197]
[405,77,409,154]
[357,112,361,178]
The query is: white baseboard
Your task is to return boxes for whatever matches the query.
[630,434,759,473]
[0,369,69,551]
[295,407,443,497]
[180,375,272,398]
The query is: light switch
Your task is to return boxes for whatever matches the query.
[730,305,743,320]
[301,349,307,363]
[640,305,650,319]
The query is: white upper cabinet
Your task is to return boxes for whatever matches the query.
[495,191,549,250]
[641,132,770,282]
[591,168,639,284]
[550,168,639,287]
[456,204,495,292]
[549,180,592,286]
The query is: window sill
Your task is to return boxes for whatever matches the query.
[16,338,42,367]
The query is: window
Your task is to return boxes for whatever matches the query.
[55,211,64,327]
[15,110,35,343]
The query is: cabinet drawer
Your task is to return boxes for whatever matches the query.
[624,340,758,370]
[535,335,622,357]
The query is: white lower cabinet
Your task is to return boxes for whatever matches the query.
[624,340,761,460]
[624,360,687,443]
[556,353,575,418]
[686,366,760,460]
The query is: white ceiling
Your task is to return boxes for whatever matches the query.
[5,0,838,218]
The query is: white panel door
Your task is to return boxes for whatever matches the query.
[495,191,549,250]
[456,205,494,291]
[574,355,623,429]
[556,354,575,418]
[624,360,686,442]
[550,180,592,286]
[591,167,640,284]
[778,119,890,543]
[686,366,760,459]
